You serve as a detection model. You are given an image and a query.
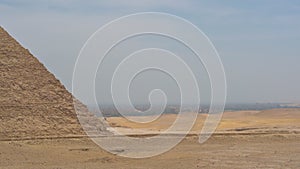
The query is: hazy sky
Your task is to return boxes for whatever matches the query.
[1,0,300,104]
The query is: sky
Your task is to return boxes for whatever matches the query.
[1,0,300,104]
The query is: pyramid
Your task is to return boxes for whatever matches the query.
[0,27,106,140]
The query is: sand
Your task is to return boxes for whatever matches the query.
[1,109,300,169]
[107,109,300,135]
[0,135,299,169]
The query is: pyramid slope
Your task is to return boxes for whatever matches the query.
[0,27,105,140]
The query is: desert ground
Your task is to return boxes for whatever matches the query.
[1,109,300,169]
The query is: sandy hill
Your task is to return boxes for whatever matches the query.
[0,27,106,140]
[253,108,300,118]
